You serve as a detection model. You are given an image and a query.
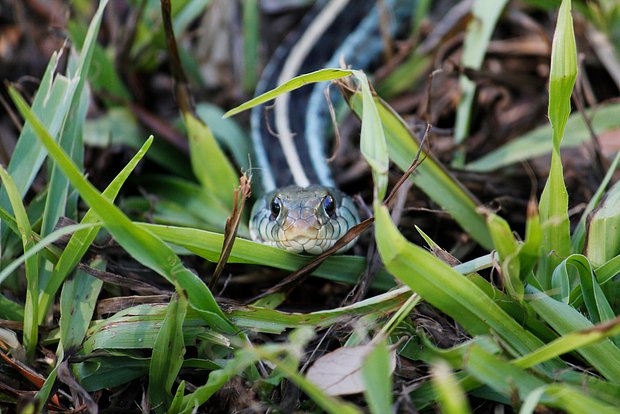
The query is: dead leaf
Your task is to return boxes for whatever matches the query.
[306,344,396,396]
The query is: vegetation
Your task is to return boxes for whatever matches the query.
[0,0,620,412]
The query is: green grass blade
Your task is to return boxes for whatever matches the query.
[0,165,38,359]
[223,68,352,118]
[195,103,251,171]
[374,204,547,357]
[466,344,617,413]
[514,315,620,369]
[453,0,509,166]
[242,0,259,92]
[526,285,620,381]
[572,152,620,253]
[352,70,388,200]
[464,103,620,172]
[9,88,234,334]
[345,93,493,249]
[59,258,104,352]
[42,0,106,235]
[538,0,577,286]
[361,340,394,414]
[140,223,395,290]
[585,180,620,266]
[527,384,618,414]
[186,113,238,209]
[431,361,472,414]
[149,293,188,413]
[39,137,153,322]
[0,222,97,286]
[486,212,523,300]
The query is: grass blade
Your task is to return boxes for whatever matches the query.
[59,259,104,352]
[352,70,388,200]
[362,340,394,414]
[526,285,620,382]
[9,87,235,333]
[186,113,238,209]
[39,137,154,322]
[344,92,493,249]
[464,103,620,172]
[223,68,352,118]
[431,361,472,414]
[374,204,548,358]
[149,293,187,413]
[453,0,509,166]
[0,165,38,359]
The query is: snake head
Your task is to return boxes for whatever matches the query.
[250,185,360,255]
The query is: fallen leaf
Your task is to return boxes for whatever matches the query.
[306,344,396,396]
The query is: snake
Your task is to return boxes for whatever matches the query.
[249,0,414,254]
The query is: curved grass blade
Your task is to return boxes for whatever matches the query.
[9,87,235,334]
[0,222,97,286]
[223,68,352,118]
[352,70,388,200]
[345,92,493,249]
[39,137,154,322]
[374,204,547,358]
[526,285,620,382]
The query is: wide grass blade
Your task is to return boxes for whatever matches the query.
[464,103,620,172]
[374,204,547,358]
[149,293,187,413]
[59,259,104,352]
[9,88,235,333]
[140,223,395,290]
[186,113,238,209]
[526,285,620,382]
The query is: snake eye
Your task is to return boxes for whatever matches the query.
[270,197,282,219]
[322,194,336,218]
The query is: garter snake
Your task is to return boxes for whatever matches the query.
[249,0,413,254]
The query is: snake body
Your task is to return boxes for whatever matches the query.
[250,0,413,254]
